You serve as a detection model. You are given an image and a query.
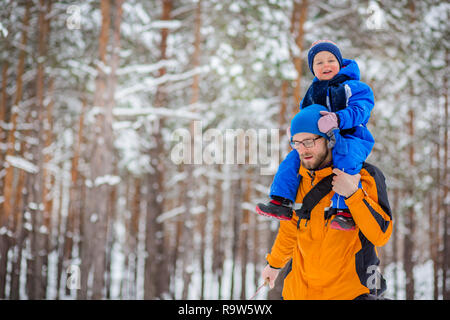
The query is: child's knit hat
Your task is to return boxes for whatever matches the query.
[307,40,343,76]
[290,104,329,140]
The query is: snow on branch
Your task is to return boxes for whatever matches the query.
[305,7,356,32]
[116,59,177,76]
[148,20,182,30]
[6,155,38,174]
[113,106,202,120]
[156,205,206,224]
[94,175,121,187]
[115,66,209,100]
[156,205,185,223]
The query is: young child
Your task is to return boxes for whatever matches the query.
[256,40,375,230]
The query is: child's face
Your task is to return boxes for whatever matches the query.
[312,51,340,81]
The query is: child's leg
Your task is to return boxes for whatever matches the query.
[329,127,374,230]
[330,127,374,209]
[269,149,301,203]
[256,149,301,220]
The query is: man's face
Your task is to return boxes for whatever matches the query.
[292,132,331,170]
[312,51,340,81]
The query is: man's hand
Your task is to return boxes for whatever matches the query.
[261,264,280,289]
[332,168,361,198]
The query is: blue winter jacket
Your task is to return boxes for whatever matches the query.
[270,59,375,204]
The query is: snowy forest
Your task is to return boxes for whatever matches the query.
[0,0,448,300]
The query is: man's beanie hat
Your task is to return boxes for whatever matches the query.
[290,104,329,139]
[307,40,343,75]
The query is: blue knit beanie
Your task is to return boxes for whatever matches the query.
[307,40,343,76]
[290,104,329,139]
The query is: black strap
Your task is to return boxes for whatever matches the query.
[296,174,335,228]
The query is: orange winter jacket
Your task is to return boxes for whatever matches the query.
[266,162,393,300]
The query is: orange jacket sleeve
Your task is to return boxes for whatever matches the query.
[345,165,393,247]
[266,216,298,269]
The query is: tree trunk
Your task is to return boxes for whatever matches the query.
[80,0,116,299]
[391,188,399,300]
[0,1,23,299]
[26,0,53,300]
[279,80,290,155]
[239,171,252,299]
[442,52,449,300]
[144,0,172,300]
[403,104,415,300]
[198,176,208,300]
[290,0,308,118]
[0,2,31,296]
[181,0,202,300]
[0,56,10,169]
[1,0,30,229]
[230,167,242,299]
[212,166,224,299]
[430,144,440,299]
[127,177,141,298]
[105,161,119,299]
[57,96,87,298]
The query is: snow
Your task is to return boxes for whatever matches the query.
[0,227,7,235]
[0,22,8,37]
[94,174,121,187]
[113,106,202,120]
[1,0,446,301]
[156,205,185,223]
[134,3,151,25]
[116,60,177,76]
[383,260,437,299]
[90,213,98,223]
[28,202,44,211]
[156,205,206,224]
[6,155,39,174]
[115,66,208,99]
[149,20,182,30]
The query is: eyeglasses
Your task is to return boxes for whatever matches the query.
[290,136,322,149]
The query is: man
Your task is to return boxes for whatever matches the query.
[261,104,393,300]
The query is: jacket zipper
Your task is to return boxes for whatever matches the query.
[308,170,315,186]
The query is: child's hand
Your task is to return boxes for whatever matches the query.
[318,111,339,133]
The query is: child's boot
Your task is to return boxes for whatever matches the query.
[330,209,355,230]
[329,192,355,230]
[256,196,293,221]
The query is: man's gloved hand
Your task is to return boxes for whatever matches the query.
[318,111,339,133]
[261,264,280,289]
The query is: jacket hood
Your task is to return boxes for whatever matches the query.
[339,58,360,80]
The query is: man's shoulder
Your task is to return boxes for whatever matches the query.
[361,162,386,183]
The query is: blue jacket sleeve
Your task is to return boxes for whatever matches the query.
[336,81,374,130]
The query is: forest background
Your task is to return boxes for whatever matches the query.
[0,0,448,300]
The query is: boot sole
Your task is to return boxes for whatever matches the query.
[330,220,356,231]
[255,205,292,221]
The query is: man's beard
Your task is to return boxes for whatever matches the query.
[301,147,330,171]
